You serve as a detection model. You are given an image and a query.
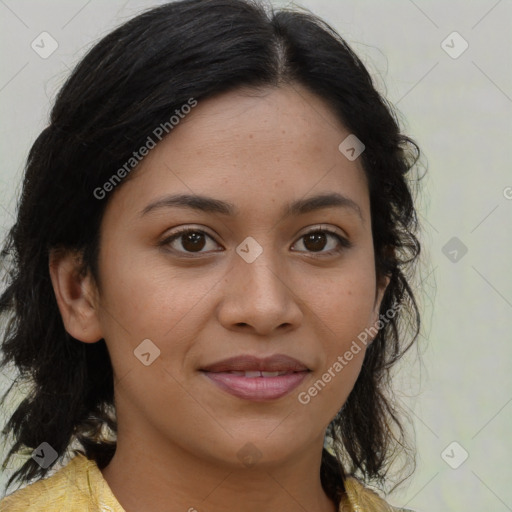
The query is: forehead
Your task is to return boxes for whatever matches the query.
[170,85,351,160]
[106,84,370,221]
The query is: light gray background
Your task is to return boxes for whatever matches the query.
[1,1,511,510]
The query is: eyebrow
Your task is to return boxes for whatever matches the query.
[139,192,363,221]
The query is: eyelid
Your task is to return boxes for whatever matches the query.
[299,224,349,240]
[163,224,217,240]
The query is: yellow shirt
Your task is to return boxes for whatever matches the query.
[0,453,410,511]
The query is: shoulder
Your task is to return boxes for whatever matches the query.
[0,452,124,512]
[340,476,415,512]
[0,454,91,511]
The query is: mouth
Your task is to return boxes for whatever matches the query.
[200,354,311,402]
[213,370,293,377]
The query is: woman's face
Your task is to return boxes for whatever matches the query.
[88,84,387,467]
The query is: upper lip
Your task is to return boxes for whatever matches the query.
[201,354,310,373]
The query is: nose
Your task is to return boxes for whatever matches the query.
[216,245,303,336]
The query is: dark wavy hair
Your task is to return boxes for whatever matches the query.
[0,0,422,504]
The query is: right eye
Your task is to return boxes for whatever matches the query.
[159,227,223,255]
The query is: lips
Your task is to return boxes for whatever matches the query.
[201,354,310,373]
[219,370,289,377]
[201,354,310,401]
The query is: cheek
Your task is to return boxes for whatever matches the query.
[94,253,182,367]
[99,246,210,331]
[317,286,370,393]
[295,260,376,407]
[300,267,377,339]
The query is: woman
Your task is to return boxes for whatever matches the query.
[0,0,421,510]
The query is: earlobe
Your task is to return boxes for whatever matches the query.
[48,248,103,343]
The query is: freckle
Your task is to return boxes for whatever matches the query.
[249,134,253,139]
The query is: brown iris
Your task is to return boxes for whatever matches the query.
[181,232,206,252]
[303,232,327,252]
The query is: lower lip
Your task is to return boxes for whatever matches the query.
[203,371,309,401]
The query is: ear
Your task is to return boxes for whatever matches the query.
[48,248,103,343]
[368,274,391,340]
[374,274,390,314]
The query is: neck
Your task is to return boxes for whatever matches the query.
[101,432,338,512]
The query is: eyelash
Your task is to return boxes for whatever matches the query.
[159,226,352,257]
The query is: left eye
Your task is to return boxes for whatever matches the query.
[291,229,351,254]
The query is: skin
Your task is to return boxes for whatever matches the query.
[49,84,389,512]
